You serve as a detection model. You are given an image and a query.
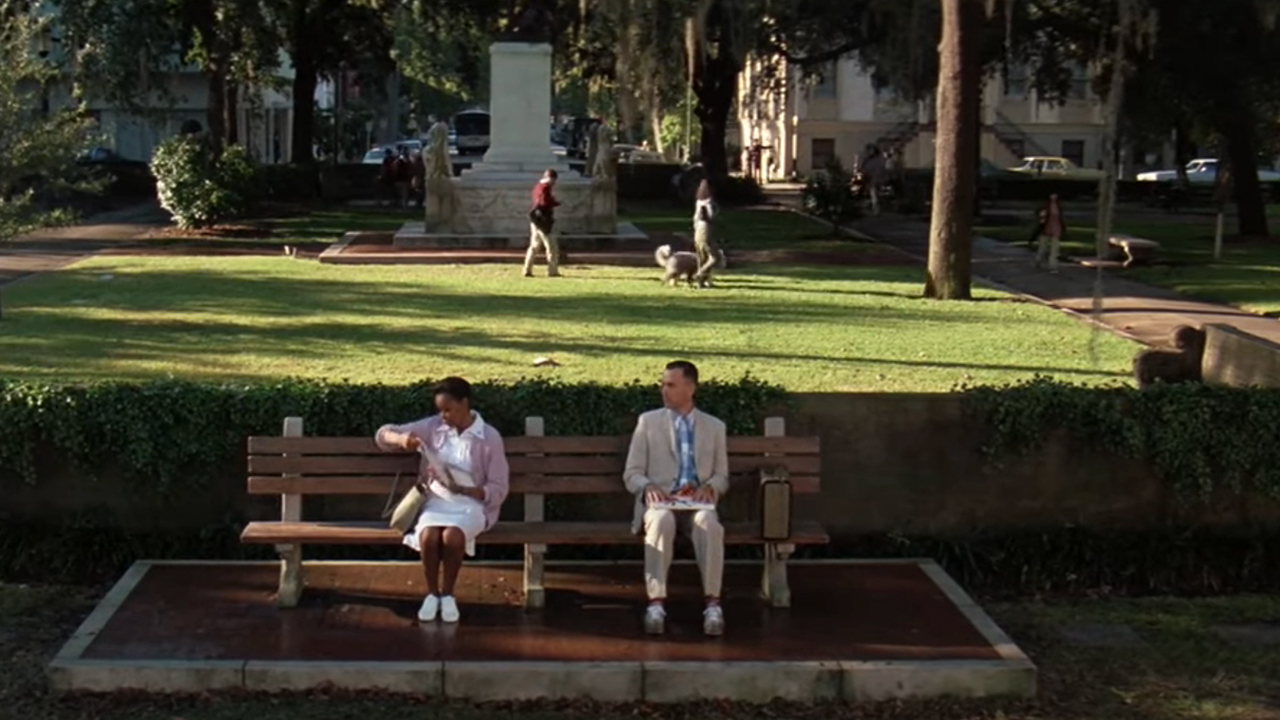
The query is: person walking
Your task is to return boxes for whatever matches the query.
[1034,193,1066,273]
[524,168,562,277]
[693,180,722,283]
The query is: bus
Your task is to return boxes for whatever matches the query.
[453,110,491,156]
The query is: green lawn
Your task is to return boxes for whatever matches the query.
[977,209,1280,316]
[6,580,1279,720]
[0,257,1137,391]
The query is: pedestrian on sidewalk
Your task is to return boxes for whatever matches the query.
[524,169,562,277]
[693,179,724,283]
[1034,193,1066,273]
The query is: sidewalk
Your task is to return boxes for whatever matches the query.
[849,214,1280,348]
[0,201,169,286]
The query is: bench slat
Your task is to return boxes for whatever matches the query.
[240,520,830,546]
[249,435,820,456]
[248,453,822,477]
[247,473,822,496]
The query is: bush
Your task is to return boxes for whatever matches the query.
[150,136,261,228]
[964,377,1280,501]
[0,376,786,497]
[260,163,321,202]
[801,159,858,230]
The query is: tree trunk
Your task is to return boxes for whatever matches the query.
[1220,115,1269,238]
[290,52,319,165]
[924,0,982,300]
[288,0,317,165]
[1095,0,1132,258]
[206,64,228,154]
[690,0,739,180]
[226,80,240,146]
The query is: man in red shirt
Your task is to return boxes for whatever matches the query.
[524,169,561,277]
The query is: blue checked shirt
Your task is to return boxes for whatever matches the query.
[671,410,698,492]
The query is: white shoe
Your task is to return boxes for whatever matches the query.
[440,595,460,623]
[417,594,439,622]
[703,604,725,636]
[644,604,666,635]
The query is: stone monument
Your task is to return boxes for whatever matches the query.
[423,120,458,231]
[397,0,622,244]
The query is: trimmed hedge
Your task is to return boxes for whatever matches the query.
[963,377,1280,501]
[0,377,785,499]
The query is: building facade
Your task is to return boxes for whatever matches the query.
[738,54,1109,180]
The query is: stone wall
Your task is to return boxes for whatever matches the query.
[1202,323,1280,389]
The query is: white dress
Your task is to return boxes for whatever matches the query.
[402,415,487,557]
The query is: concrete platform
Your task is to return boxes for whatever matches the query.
[391,221,649,249]
[320,222,657,266]
[48,559,1034,701]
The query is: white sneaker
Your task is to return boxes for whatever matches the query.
[440,595,460,623]
[703,604,725,636]
[417,594,439,622]
[644,604,666,635]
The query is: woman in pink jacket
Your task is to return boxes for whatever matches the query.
[375,377,510,624]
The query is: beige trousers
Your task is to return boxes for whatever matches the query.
[523,223,560,276]
[1035,233,1061,271]
[644,507,724,600]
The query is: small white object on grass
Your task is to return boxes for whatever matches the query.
[532,356,561,367]
[98,274,114,282]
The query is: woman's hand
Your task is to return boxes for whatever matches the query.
[402,433,422,451]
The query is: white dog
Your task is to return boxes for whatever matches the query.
[654,244,724,288]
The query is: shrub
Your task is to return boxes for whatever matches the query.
[150,136,261,228]
[259,163,321,202]
[801,159,858,231]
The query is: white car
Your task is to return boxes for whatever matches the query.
[1136,158,1280,184]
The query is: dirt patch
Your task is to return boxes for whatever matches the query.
[139,223,273,240]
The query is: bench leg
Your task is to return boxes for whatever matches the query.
[761,542,795,608]
[524,543,547,610]
[276,543,303,608]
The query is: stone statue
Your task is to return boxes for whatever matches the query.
[500,0,554,43]
[591,123,614,180]
[425,120,451,179]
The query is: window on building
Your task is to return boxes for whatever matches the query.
[1062,140,1085,167]
[1004,64,1030,97]
[811,138,837,170]
[1067,65,1089,100]
[811,63,837,99]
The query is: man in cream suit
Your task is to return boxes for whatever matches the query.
[623,360,729,636]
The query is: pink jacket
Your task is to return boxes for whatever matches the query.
[374,414,510,531]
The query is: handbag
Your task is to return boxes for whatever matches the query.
[382,471,428,534]
[759,465,792,541]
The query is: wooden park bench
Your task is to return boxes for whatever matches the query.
[1108,234,1160,267]
[241,416,827,610]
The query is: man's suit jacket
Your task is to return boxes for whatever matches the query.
[623,407,729,534]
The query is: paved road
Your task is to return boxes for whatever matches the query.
[0,201,169,286]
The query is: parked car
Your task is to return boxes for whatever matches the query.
[361,140,424,165]
[613,144,666,164]
[1008,156,1105,181]
[453,110,490,156]
[1136,158,1280,184]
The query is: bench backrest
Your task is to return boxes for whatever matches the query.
[247,430,820,499]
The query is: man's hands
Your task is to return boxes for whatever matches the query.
[644,484,672,507]
[644,484,717,506]
[692,485,718,504]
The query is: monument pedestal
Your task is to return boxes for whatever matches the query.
[419,41,621,244]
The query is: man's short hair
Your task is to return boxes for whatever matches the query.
[665,360,699,384]
[544,168,558,179]
[433,376,473,403]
